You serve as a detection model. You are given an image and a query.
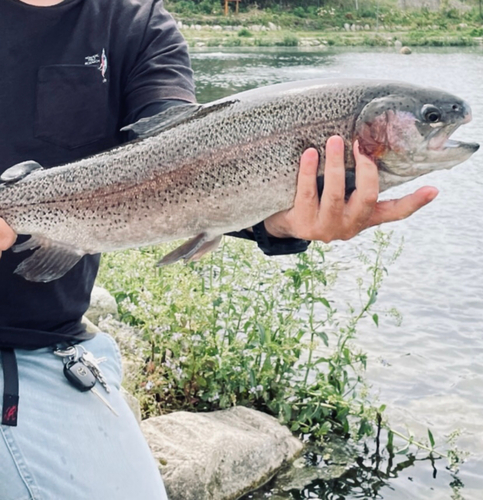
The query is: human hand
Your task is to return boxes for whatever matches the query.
[263,135,439,242]
[0,218,17,254]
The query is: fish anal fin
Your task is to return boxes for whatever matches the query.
[121,100,238,139]
[1,161,43,184]
[12,235,85,283]
[189,235,222,262]
[157,233,221,267]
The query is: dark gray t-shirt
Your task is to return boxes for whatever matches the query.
[0,0,195,348]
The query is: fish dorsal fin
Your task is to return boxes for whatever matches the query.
[1,160,43,184]
[121,100,238,139]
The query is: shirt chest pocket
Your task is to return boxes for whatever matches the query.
[35,65,108,150]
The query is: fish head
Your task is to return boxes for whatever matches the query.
[354,87,479,182]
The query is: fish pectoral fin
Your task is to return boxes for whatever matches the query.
[12,235,85,283]
[0,161,43,184]
[157,233,222,267]
[121,100,238,139]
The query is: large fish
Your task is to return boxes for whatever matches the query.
[0,79,479,282]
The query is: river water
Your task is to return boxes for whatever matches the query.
[190,47,483,499]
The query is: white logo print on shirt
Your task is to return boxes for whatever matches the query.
[84,49,108,82]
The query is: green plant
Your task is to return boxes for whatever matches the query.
[277,34,299,46]
[238,27,253,37]
[293,6,307,18]
[98,230,400,442]
[224,37,242,46]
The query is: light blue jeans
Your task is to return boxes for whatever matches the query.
[0,333,168,500]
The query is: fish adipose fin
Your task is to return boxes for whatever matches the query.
[157,233,222,266]
[121,100,238,139]
[0,161,43,184]
[11,235,85,283]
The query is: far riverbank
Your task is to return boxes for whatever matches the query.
[166,2,483,48]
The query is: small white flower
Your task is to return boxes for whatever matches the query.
[145,381,154,391]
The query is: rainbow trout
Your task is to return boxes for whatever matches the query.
[0,79,479,282]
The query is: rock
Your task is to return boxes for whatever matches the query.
[271,438,358,496]
[121,387,142,424]
[350,23,356,31]
[212,25,222,31]
[81,316,101,334]
[400,46,412,55]
[86,286,119,325]
[196,42,206,47]
[97,316,143,352]
[344,23,350,32]
[195,24,202,31]
[364,24,370,30]
[177,21,183,29]
[96,316,146,387]
[141,407,304,500]
[394,39,402,50]
[268,22,277,31]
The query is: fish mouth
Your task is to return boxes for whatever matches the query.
[378,123,479,178]
[414,123,480,171]
[441,138,480,152]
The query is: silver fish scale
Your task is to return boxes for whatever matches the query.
[0,80,477,262]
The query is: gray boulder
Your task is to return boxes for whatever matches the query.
[121,387,142,424]
[141,406,304,500]
[86,285,119,324]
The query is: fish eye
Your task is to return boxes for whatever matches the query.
[422,105,442,124]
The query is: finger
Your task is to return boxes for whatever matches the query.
[0,218,16,251]
[263,147,320,238]
[294,147,319,206]
[290,147,320,225]
[369,186,439,226]
[320,136,346,218]
[346,140,380,225]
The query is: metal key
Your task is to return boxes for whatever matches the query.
[78,347,111,393]
[53,345,78,360]
[63,359,119,417]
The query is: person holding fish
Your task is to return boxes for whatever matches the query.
[0,0,464,498]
